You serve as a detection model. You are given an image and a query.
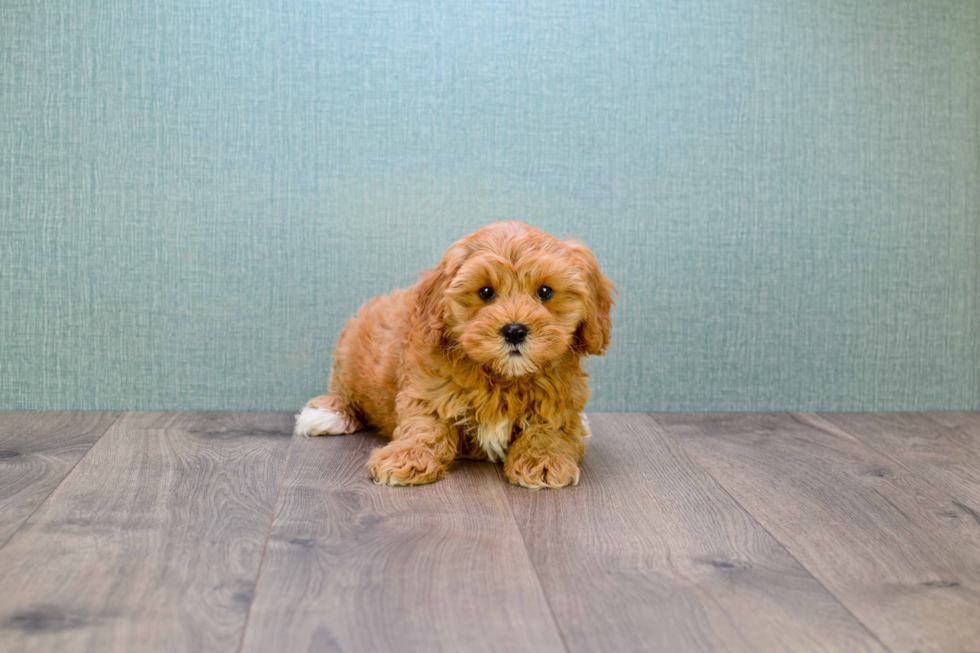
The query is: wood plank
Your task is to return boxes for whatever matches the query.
[922,410,980,436]
[0,411,293,653]
[502,413,888,653]
[0,411,119,548]
[814,412,980,507]
[240,430,567,653]
[654,412,980,653]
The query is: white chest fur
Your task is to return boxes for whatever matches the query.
[476,418,512,462]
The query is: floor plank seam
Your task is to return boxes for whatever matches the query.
[644,413,897,653]
[494,463,573,653]
[798,412,975,509]
[235,424,298,653]
[0,410,123,553]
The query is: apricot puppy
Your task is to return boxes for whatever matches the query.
[295,221,614,488]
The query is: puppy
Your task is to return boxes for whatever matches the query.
[295,221,614,488]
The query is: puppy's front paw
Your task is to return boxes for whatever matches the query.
[367,441,446,486]
[504,448,581,489]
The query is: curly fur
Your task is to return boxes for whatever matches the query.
[297,221,615,488]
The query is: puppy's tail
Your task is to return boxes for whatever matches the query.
[294,395,361,437]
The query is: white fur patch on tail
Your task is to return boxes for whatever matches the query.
[294,405,358,437]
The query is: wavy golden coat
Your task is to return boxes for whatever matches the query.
[295,221,615,488]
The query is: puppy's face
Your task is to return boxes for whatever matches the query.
[422,222,614,378]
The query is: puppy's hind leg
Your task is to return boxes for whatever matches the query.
[294,394,361,437]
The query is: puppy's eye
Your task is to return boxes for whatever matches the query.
[536,286,553,301]
[478,286,495,301]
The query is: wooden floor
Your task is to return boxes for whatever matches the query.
[0,412,979,653]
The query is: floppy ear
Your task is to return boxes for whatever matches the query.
[414,240,468,346]
[568,241,616,356]
[415,263,449,344]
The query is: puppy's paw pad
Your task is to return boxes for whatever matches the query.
[368,442,445,486]
[294,405,359,437]
[505,450,580,489]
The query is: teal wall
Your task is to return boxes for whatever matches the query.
[2,1,978,412]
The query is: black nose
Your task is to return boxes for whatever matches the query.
[502,323,528,344]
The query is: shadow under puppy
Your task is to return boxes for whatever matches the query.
[296,221,615,488]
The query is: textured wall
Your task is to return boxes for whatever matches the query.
[1,1,978,411]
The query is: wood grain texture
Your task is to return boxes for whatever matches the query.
[815,412,980,508]
[655,412,980,653]
[503,413,888,653]
[240,430,567,653]
[922,411,980,432]
[921,411,980,442]
[0,411,119,548]
[0,411,293,653]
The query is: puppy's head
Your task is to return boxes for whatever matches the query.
[416,222,615,377]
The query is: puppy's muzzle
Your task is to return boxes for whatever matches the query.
[502,323,528,344]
